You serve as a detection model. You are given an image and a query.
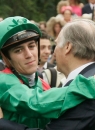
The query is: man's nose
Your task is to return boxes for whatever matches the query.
[25,47,32,58]
[45,48,51,54]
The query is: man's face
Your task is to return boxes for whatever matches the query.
[54,30,66,73]
[8,40,38,75]
[54,45,65,73]
[63,10,72,22]
[40,39,51,64]
[54,23,62,34]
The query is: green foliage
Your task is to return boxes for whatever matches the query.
[80,0,88,4]
[0,0,59,22]
[0,4,12,17]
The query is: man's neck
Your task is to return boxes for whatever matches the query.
[65,58,94,77]
[63,62,95,86]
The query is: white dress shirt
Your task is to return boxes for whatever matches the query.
[63,62,95,86]
[89,3,95,10]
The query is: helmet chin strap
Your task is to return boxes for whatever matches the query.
[38,58,41,65]
[11,67,30,88]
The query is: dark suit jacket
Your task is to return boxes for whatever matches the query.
[46,63,95,130]
[82,3,92,14]
[1,63,95,130]
[0,118,29,130]
[0,118,43,130]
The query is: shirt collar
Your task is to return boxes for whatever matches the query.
[22,73,35,86]
[43,62,48,69]
[89,3,95,10]
[63,62,95,86]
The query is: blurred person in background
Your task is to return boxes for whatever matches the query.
[38,30,55,73]
[41,64,66,88]
[0,17,3,22]
[56,0,83,18]
[82,0,95,14]
[68,0,84,16]
[81,13,92,19]
[39,21,47,32]
[60,6,73,24]
[46,18,64,66]
[46,17,63,40]
[56,0,69,20]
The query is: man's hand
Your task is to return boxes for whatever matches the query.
[0,107,3,118]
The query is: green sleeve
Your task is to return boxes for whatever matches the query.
[0,74,95,118]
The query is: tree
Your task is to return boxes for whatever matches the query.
[0,0,59,22]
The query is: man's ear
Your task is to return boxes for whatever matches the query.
[65,42,72,55]
[0,51,12,68]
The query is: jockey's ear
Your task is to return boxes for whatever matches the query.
[0,108,3,118]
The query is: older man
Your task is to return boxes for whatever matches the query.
[0,18,95,130]
[46,19,95,130]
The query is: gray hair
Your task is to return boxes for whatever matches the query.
[58,19,95,60]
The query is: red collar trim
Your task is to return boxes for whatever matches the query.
[1,68,12,74]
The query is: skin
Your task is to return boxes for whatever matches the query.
[39,39,51,67]
[53,23,62,37]
[39,24,46,31]
[8,40,38,75]
[54,41,68,76]
[54,24,94,77]
[63,10,72,22]
[89,0,95,4]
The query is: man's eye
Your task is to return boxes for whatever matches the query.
[49,46,52,50]
[29,44,36,48]
[14,49,22,53]
[29,45,35,48]
[40,46,45,50]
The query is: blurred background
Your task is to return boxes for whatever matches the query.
[0,0,87,22]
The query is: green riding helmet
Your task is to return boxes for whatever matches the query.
[0,16,41,61]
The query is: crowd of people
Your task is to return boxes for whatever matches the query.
[0,0,95,130]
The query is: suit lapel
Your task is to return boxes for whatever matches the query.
[64,63,95,86]
[79,63,95,77]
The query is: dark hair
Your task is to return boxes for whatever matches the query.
[41,30,50,39]
[40,30,55,43]
[53,22,63,36]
